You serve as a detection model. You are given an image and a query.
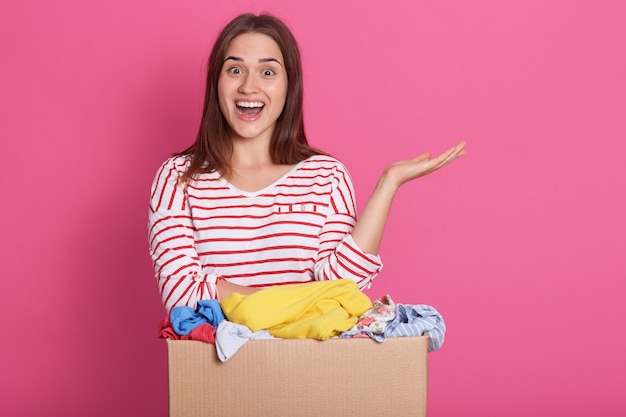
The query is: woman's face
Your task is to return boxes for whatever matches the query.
[218,32,288,143]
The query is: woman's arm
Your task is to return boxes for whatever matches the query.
[149,157,220,312]
[351,141,466,254]
[312,160,383,289]
[216,279,261,300]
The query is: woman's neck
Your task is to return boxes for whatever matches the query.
[229,134,273,170]
[224,134,297,192]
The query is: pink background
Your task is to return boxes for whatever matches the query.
[2,1,625,416]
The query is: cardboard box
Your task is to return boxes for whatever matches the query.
[167,335,429,417]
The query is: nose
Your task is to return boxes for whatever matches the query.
[238,73,258,94]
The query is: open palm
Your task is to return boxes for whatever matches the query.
[384,141,466,188]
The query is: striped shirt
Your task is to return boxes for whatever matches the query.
[149,155,383,312]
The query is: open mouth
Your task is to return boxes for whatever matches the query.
[236,101,264,118]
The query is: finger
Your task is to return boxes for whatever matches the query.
[439,149,464,168]
[413,153,431,163]
[442,141,466,160]
[440,141,465,159]
[430,146,464,170]
[414,141,464,164]
[434,146,460,164]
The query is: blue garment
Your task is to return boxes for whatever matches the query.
[386,304,446,351]
[340,303,446,351]
[170,299,225,336]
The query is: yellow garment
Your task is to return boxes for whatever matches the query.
[220,280,373,340]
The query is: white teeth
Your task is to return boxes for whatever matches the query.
[236,101,264,108]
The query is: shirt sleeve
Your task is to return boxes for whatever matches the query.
[148,156,219,312]
[313,162,383,289]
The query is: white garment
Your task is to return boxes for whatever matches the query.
[215,320,276,362]
[149,155,383,312]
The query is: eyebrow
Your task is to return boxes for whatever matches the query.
[224,56,283,67]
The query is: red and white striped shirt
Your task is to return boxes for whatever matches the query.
[149,155,382,312]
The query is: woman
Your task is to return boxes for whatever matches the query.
[149,13,465,312]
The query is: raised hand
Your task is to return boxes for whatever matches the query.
[383,141,466,190]
[350,140,467,254]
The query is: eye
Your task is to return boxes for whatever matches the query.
[262,68,275,77]
[227,66,243,75]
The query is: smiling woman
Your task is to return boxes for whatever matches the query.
[217,33,288,147]
[176,14,315,184]
[148,13,465,312]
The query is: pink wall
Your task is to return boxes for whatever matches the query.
[2,1,625,415]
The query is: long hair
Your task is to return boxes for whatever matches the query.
[178,13,323,182]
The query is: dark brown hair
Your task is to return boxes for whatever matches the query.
[178,13,323,182]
